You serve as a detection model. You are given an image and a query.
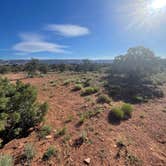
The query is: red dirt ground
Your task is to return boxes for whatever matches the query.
[0,73,166,166]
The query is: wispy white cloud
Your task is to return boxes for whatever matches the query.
[19,32,45,41]
[13,33,69,54]
[46,24,90,37]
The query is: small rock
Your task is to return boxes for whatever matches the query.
[69,157,73,162]
[18,143,24,149]
[84,158,91,165]
[45,135,52,139]
[99,137,104,142]
[82,104,88,108]
[103,103,109,108]
[28,127,34,132]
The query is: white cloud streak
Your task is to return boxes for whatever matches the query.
[46,24,90,37]
[13,33,69,54]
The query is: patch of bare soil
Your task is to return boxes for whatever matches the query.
[0,73,166,166]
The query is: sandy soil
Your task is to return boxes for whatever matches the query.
[0,73,166,166]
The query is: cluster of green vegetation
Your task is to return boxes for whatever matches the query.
[107,46,164,102]
[79,109,103,124]
[24,59,49,77]
[0,59,108,75]
[97,94,111,104]
[0,64,24,74]
[23,143,36,165]
[0,78,48,145]
[115,139,142,165]
[50,60,107,73]
[38,125,52,139]
[42,146,58,161]
[126,153,143,166]
[81,87,99,96]
[73,131,88,148]
[72,84,83,91]
[0,154,13,166]
[109,103,133,122]
[0,59,50,76]
[55,127,66,138]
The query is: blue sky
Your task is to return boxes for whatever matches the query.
[0,0,166,59]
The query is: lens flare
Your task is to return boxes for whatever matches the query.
[151,0,166,10]
[115,0,166,31]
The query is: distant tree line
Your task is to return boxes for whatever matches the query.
[0,59,109,76]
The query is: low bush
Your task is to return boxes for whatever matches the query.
[42,146,57,161]
[72,84,82,91]
[97,94,111,104]
[81,87,99,96]
[78,115,86,124]
[111,107,124,121]
[82,79,91,87]
[121,103,133,119]
[78,109,103,124]
[126,153,142,166]
[73,131,88,148]
[62,134,71,144]
[132,96,144,103]
[109,103,133,123]
[55,127,66,138]
[0,79,48,145]
[0,154,13,166]
[38,125,51,139]
[24,143,36,164]
[63,79,72,86]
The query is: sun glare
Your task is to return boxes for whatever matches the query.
[117,0,166,31]
[151,0,166,10]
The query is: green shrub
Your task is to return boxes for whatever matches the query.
[97,95,111,104]
[78,109,103,124]
[24,143,36,163]
[111,107,124,121]
[72,84,82,91]
[0,154,13,166]
[78,115,86,124]
[126,153,142,166]
[133,96,144,103]
[0,79,48,144]
[121,103,133,118]
[81,130,88,142]
[81,87,99,96]
[63,80,72,86]
[62,134,71,144]
[38,125,51,139]
[0,139,2,148]
[55,127,66,138]
[109,103,133,123]
[82,79,91,87]
[0,121,5,132]
[42,146,57,161]
[73,131,88,147]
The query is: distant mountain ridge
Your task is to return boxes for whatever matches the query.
[0,59,113,65]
